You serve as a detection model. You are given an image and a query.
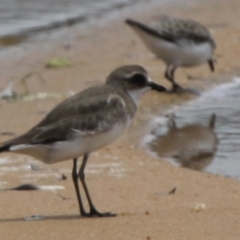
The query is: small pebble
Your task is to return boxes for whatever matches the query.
[191,203,206,212]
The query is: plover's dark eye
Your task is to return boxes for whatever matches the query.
[129,73,147,87]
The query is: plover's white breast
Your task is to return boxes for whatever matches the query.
[128,86,151,105]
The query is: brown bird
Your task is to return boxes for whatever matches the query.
[0,65,166,217]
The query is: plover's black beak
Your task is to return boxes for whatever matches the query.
[208,59,215,72]
[147,82,167,92]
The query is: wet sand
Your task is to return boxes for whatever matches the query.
[0,0,240,239]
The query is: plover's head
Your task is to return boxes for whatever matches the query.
[106,65,166,104]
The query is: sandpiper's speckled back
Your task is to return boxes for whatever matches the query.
[150,15,216,47]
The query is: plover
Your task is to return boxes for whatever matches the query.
[125,16,216,93]
[149,113,218,171]
[0,65,166,217]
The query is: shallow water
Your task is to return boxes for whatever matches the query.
[144,77,240,179]
[0,0,142,37]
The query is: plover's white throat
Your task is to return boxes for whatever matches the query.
[125,16,216,93]
[0,65,166,217]
[150,113,218,171]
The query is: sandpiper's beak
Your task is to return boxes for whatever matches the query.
[208,59,215,72]
[147,81,167,92]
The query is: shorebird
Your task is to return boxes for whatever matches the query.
[0,65,166,217]
[150,113,218,171]
[125,16,216,93]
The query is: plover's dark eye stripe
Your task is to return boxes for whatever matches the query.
[128,73,147,87]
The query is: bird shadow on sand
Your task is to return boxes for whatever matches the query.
[0,214,103,222]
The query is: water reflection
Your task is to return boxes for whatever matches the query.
[149,113,218,171]
[144,77,240,179]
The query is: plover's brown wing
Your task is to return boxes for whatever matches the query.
[152,15,216,46]
[0,85,136,148]
[32,97,130,144]
[36,85,134,127]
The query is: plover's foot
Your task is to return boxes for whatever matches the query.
[82,209,117,218]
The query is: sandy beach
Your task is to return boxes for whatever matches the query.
[0,0,240,239]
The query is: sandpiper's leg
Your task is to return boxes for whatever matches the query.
[78,154,116,217]
[169,66,183,92]
[208,59,215,72]
[164,66,183,92]
[171,66,201,95]
[164,65,171,81]
[72,158,88,216]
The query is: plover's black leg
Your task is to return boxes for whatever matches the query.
[79,154,116,217]
[72,158,88,216]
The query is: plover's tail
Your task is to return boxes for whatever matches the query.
[0,134,27,153]
[0,141,13,153]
